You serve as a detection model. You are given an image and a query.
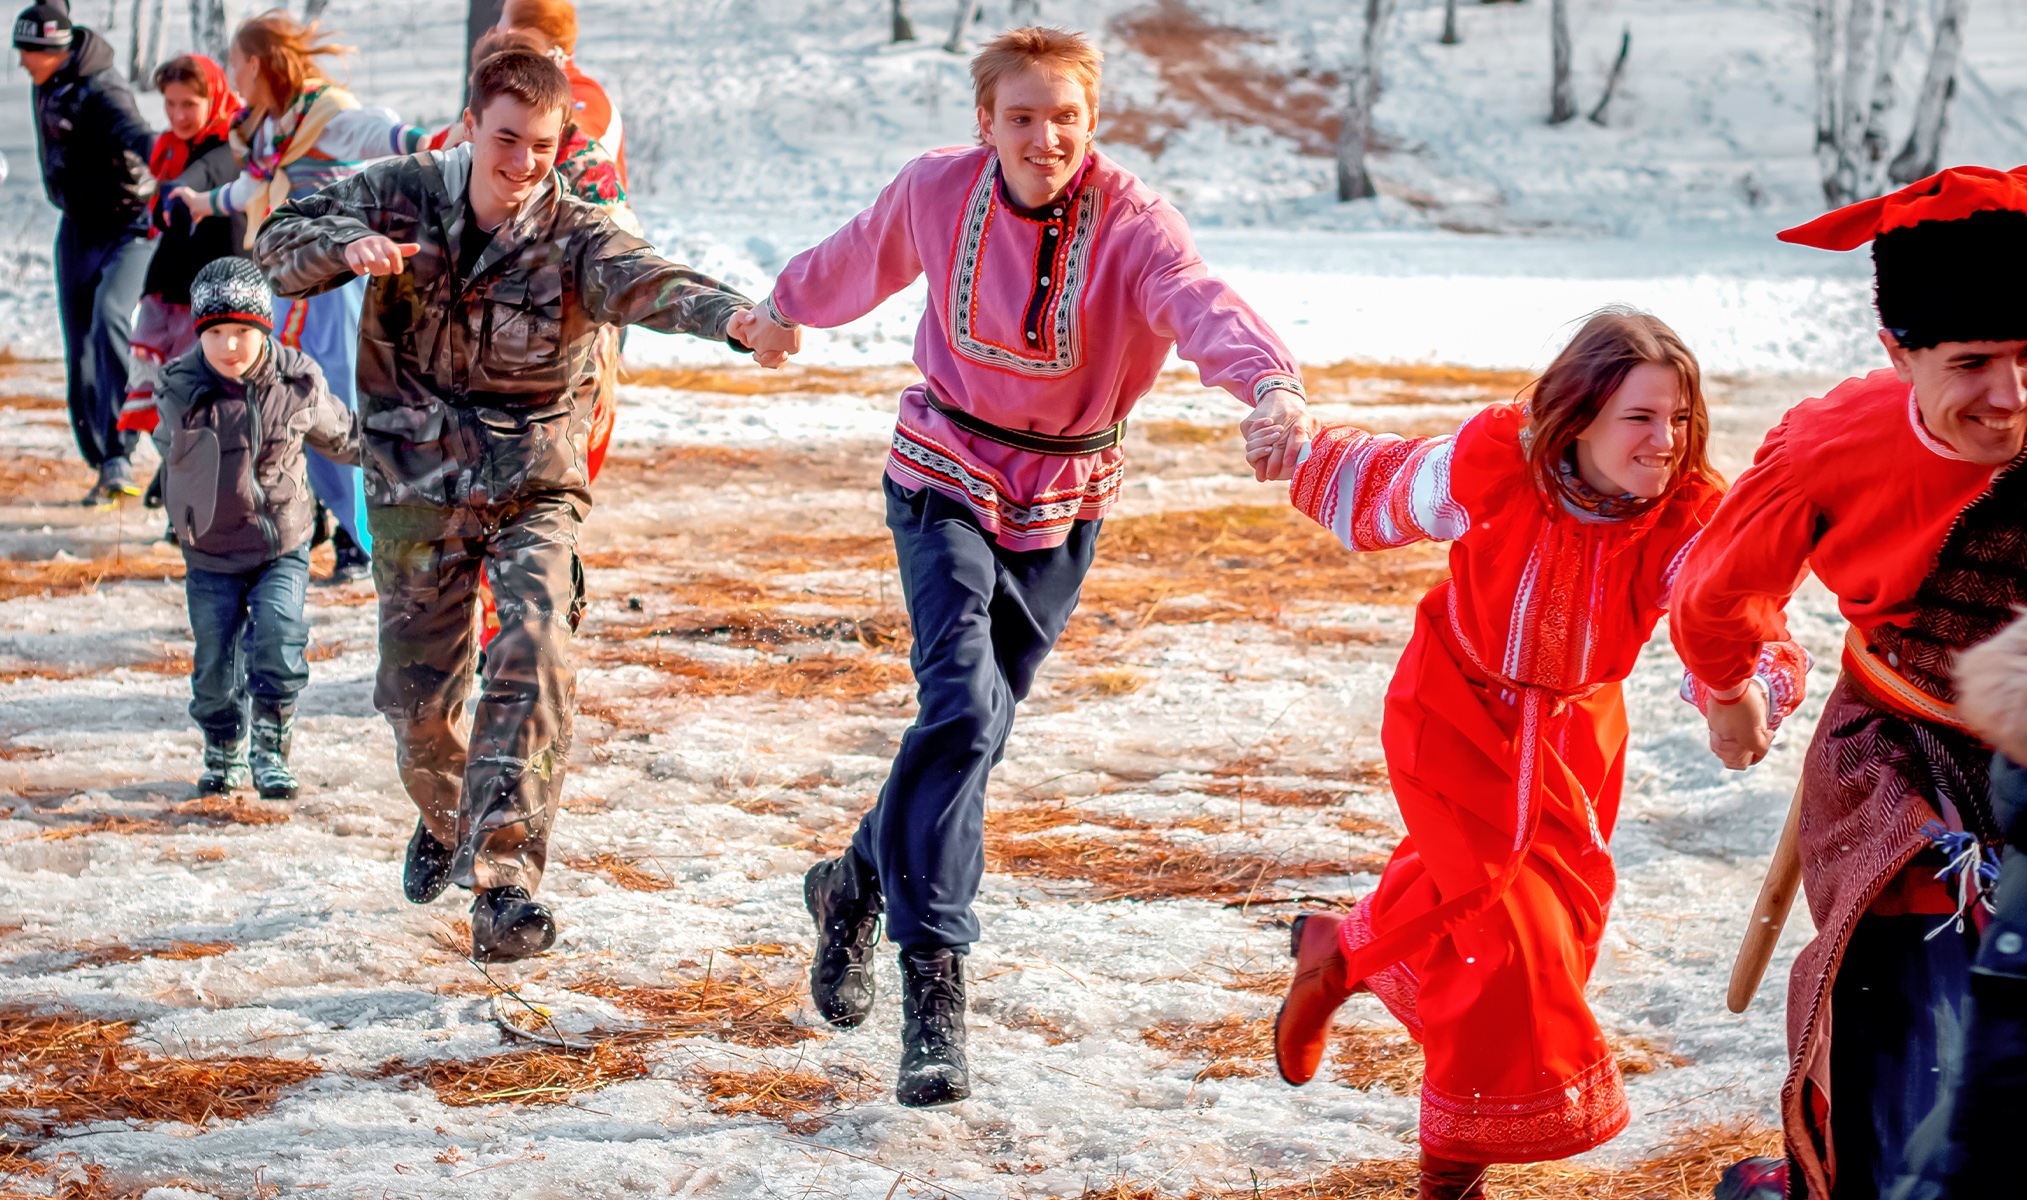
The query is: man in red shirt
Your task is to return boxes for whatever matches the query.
[1671,166,2027,1200]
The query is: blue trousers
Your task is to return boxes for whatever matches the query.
[850,477,1101,948]
[275,276,370,551]
[184,545,312,743]
[1829,912,1976,1199]
[55,219,152,469]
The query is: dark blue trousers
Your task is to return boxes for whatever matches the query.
[184,545,312,743]
[1828,912,1976,1199]
[55,219,152,469]
[851,477,1100,949]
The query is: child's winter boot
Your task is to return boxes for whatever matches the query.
[197,731,250,795]
[250,704,299,800]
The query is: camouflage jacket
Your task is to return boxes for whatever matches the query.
[255,145,752,538]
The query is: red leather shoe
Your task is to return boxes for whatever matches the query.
[1273,911,1359,1084]
[1418,1152,1490,1199]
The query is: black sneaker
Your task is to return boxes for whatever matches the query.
[804,851,883,1028]
[471,886,556,962]
[1714,1157,1787,1200]
[403,820,454,904]
[896,946,969,1107]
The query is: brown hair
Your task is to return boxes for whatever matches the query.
[472,26,549,70]
[232,9,353,110]
[1523,308,1717,512]
[469,47,573,121]
[971,26,1103,116]
[500,0,578,54]
[153,55,210,97]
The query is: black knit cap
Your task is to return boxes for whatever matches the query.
[190,258,275,335]
[12,3,71,51]
[1873,208,2027,350]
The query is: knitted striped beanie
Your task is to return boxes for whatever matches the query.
[190,258,275,335]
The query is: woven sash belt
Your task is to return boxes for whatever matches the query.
[927,390,1124,456]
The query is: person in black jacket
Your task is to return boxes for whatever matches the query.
[16,3,158,506]
[117,54,242,443]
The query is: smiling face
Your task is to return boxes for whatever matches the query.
[1885,334,2027,465]
[462,93,564,228]
[199,323,267,380]
[1571,362,1689,500]
[977,65,1096,210]
[161,80,208,141]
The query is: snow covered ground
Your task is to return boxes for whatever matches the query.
[0,0,2006,1194]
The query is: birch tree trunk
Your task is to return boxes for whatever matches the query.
[1890,0,1968,184]
[1859,0,1909,171]
[303,0,331,24]
[1338,0,1398,201]
[127,0,148,86]
[145,0,164,76]
[1441,0,1459,45]
[1549,0,1574,122]
[192,0,229,62]
[892,0,916,41]
[943,2,979,54]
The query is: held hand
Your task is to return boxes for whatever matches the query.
[170,186,213,221]
[1706,681,1774,770]
[343,235,421,277]
[728,307,801,370]
[1239,388,1317,483]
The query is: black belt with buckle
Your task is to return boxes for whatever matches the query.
[925,390,1124,456]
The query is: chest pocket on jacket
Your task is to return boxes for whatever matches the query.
[166,427,222,543]
[481,266,565,373]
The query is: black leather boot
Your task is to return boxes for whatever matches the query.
[403,820,454,904]
[471,886,556,962]
[804,850,883,1028]
[249,705,298,800]
[896,946,969,1108]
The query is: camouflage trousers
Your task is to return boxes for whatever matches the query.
[370,497,585,892]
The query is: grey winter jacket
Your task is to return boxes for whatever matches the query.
[254,144,753,540]
[153,342,360,574]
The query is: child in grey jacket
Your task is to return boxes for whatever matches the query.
[154,258,359,798]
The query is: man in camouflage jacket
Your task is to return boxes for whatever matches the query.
[254,48,788,959]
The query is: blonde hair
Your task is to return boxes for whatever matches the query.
[500,0,579,54]
[233,9,353,109]
[970,26,1103,116]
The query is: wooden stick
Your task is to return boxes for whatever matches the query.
[1727,781,1806,1013]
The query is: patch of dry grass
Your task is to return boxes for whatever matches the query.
[572,961,815,1048]
[62,941,232,971]
[378,1042,649,1107]
[166,795,289,826]
[563,853,675,892]
[1138,420,1233,446]
[0,1006,318,1126]
[0,558,184,603]
[619,363,917,396]
[984,805,1380,902]
[584,641,913,703]
[1079,1117,1781,1198]
[691,1064,875,1134]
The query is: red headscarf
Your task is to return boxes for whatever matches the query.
[1779,164,2027,249]
[148,56,242,200]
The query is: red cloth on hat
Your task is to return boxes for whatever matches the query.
[148,56,241,224]
[1779,164,2027,250]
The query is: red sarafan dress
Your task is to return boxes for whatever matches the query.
[1292,403,1803,1163]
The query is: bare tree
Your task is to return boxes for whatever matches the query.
[1338,0,1399,201]
[1890,0,1967,184]
[1813,0,1964,205]
[1549,0,1575,123]
[191,0,229,62]
[943,2,982,54]
[303,0,332,24]
[1586,26,1631,124]
[1441,0,1459,45]
[892,0,916,41]
[127,0,149,86]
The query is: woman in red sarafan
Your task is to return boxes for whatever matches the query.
[1256,310,1808,1199]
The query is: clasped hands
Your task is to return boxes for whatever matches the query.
[1239,387,1318,483]
[725,307,799,370]
[1705,680,1773,770]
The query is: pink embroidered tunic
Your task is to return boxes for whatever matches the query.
[765,145,1304,550]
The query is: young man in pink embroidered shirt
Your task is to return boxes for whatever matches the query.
[723,26,1311,1108]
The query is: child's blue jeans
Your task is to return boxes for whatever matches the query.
[184,544,312,743]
